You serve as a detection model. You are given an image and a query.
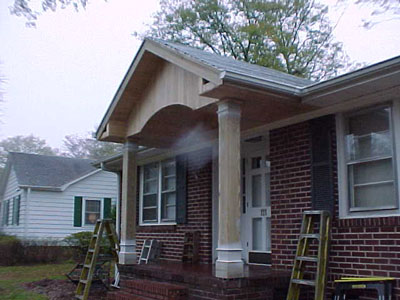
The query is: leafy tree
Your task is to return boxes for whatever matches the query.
[352,0,400,28]
[0,134,58,168]
[10,0,91,27]
[62,132,122,160]
[139,0,355,81]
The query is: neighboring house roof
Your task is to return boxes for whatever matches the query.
[152,38,313,89]
[2,152,98,192]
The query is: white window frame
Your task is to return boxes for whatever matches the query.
[139,159,177,226]
[337,101,400,218]
[82,198,103,227]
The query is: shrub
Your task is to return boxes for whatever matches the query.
[0,234,74,266]
[0,234,22,266]
[64,231,93,259]
[63,231,114,261]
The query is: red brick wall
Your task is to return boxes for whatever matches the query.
[136,147,213,264]
[270,121,312,270]
[270,120,400,299]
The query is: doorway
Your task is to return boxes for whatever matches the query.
[241,136,271,265]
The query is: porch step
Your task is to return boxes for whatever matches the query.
[121,279,187,300]
[107,291,151,300]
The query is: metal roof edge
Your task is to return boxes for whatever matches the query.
[95,40,149,140]
[223,71,304,97]
[300,55,400,100]
[60,169,102,191]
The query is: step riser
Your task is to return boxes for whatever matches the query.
[123,288,184,300]
[123,283,186,298]
[107,291,150,300]
[116,279,187,300]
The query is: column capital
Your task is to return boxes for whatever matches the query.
[123,141,139,152]
[217,100,241,117]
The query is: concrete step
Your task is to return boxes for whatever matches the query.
[107,291,151,300]
[121,279,188,300]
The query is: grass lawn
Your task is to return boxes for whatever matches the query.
[0,262,75,300]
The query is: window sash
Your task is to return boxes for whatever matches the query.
[84,199,101,225]
[344,105,398,212]
[141,159,176,224]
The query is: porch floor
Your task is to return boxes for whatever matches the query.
[116,262,291,300]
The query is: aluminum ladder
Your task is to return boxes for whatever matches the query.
[287,210,331,300]
[139,239,160,264]
[75,219,119,300]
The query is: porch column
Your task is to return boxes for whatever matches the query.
[216,100,244,279]
[119,141,138,264]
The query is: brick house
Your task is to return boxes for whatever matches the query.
[96,38,400,299]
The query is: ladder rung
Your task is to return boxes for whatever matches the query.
[292,279,316,286]
[75,295,84,300]
[88,249,95,253]
[83,264,91,268]
[79,279,88,284]
[303,210,327,215]
[300,234,320,239]
[296,256,318,262]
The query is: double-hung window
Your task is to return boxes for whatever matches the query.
[140,159,176,224]
[84,199,101,225]
[338,104,399,217]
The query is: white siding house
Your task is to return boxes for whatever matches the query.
[0,152,118,241]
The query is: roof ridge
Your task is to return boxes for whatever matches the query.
[147,38,313,85]
[9,152,94,162]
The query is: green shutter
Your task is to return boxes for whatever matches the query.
[103,198,111,219]
[15,195,20,226]
[1,201,6,226]
[4,201,9,226]
[74,196,83,227]
[310,115,335,215]
[12,197,17,225]
[176,154,188,224]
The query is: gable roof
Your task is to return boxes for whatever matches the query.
[6,152,97,190]
[96,38,314,140]
[152,38,313,89]
[96,38,400,142]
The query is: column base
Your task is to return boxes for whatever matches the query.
[118,240,137,264]
[215,247,244,279]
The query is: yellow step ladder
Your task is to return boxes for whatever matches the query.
[287,210,331,300]
[75,219,119,300]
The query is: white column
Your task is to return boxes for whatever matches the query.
[215,100,244,279]
[119,141,138,264]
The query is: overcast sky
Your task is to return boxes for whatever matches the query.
[0,0,400,149]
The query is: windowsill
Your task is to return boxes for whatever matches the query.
[339,211,400,220]
[349,205,398,212]
[139,222,177,227]
[81,224,96,228]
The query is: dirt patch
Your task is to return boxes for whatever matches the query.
[22,278,109,300]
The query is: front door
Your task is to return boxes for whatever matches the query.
[241,143,271,265]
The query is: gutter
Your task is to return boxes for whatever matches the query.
[222,71,305,97]
[18,185,62,192]
[301,56,400,100]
